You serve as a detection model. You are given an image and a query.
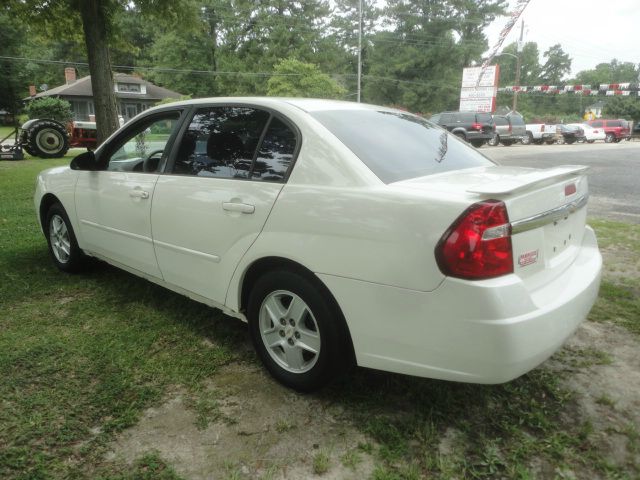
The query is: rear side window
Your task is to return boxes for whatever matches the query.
[252,117,297,182]
[509,115,525,125]
[311,109,494,183]
[591,120,603,128]
[493,116,508,126]
[459,112,476,123]
[607,120,621,127]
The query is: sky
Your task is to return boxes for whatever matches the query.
[484,0,640,80]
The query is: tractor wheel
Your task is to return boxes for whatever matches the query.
[26,120,69,158]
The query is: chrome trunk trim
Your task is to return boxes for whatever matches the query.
[511,194,588,235]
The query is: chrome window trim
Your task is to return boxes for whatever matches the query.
[511,194,589,235]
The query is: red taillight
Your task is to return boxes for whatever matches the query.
[435,200,513,280]
[471,122,483,131]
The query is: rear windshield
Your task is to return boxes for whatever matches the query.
[311,109,494,183]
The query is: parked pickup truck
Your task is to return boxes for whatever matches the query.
[522,123,555,145]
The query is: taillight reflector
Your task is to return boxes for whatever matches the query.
[471,122,483,131]
[435,200,513,280]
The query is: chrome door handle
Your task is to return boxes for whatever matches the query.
[222,202,255,214]
[129,190,149,199]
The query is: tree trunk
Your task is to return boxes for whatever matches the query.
[78,0,119,145]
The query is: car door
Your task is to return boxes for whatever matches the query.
[75,111,183,278]
[151,105,299,305]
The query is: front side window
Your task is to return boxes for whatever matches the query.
[172,107,270,178]
[105,113,180,172]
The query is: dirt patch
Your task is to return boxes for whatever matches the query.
[561,321,640,467]
[107,363,375,479]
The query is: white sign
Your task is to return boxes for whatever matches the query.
[461,66,499,88]
[459,65,500,113]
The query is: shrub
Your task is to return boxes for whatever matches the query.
[25,97,73,123]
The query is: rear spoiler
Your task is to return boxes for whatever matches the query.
[467,165,589,195]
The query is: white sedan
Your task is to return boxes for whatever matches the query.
[569,123,606,143]
[35,98,602,391]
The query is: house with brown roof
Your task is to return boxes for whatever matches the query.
[29,68,183,122]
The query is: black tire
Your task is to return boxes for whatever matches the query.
[521,132,533,145]
[470,140,484,148]
[247,269,352,392]
[545,139,555,145]
[533,139,544,145]
[500,140,514,146]
[45,203,86,272]
[605,133,615,143]
[587,140,595,144]
[454,132,466,142]
[27,120,70,158]
[565,138,576,145]
[614,138,622,143]
[487,134,499,146]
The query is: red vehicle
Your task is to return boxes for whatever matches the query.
[585,119,630,143]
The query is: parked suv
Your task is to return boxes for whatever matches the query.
[487,112,526,146]
[430,111,494,148]
[585,119,630,143]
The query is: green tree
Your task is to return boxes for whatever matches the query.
[540,44,571,84]
[267,59,346,98]
[363,0,506,112]
[25,97,73,123]
[12,1,183,144]
[0,11,27,120]
[603,97,640,121]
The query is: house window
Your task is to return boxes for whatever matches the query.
[118,83,141,93]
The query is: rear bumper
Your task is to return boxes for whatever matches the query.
[319,226,602,383]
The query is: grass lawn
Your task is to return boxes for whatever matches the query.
[1,158,638,479]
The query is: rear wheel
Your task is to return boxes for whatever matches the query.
[605,133,615,143]
[521,132,533,145]
[487,134,499,146]
[45,203,86,272]
[248,269,352,392]
[26,120,69,158]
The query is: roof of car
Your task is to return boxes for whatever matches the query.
[147,97,389,114]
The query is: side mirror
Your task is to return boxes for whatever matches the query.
[70,150,97,170]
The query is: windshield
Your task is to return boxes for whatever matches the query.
[311,109,494,183]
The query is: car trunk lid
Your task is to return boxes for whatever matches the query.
[392,165,590,291]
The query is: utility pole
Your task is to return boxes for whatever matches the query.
[512,20,524,112]
[357,0,363,103]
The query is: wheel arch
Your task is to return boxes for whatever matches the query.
[238,256,356,362]
[39,193,62,232]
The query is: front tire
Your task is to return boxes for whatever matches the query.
[45,203,86,272]
[248,269,352,392]
[605,133,615,143]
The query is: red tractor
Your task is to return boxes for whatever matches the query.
[0,118,97,160]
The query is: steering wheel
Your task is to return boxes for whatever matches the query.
[142,149,164,173]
